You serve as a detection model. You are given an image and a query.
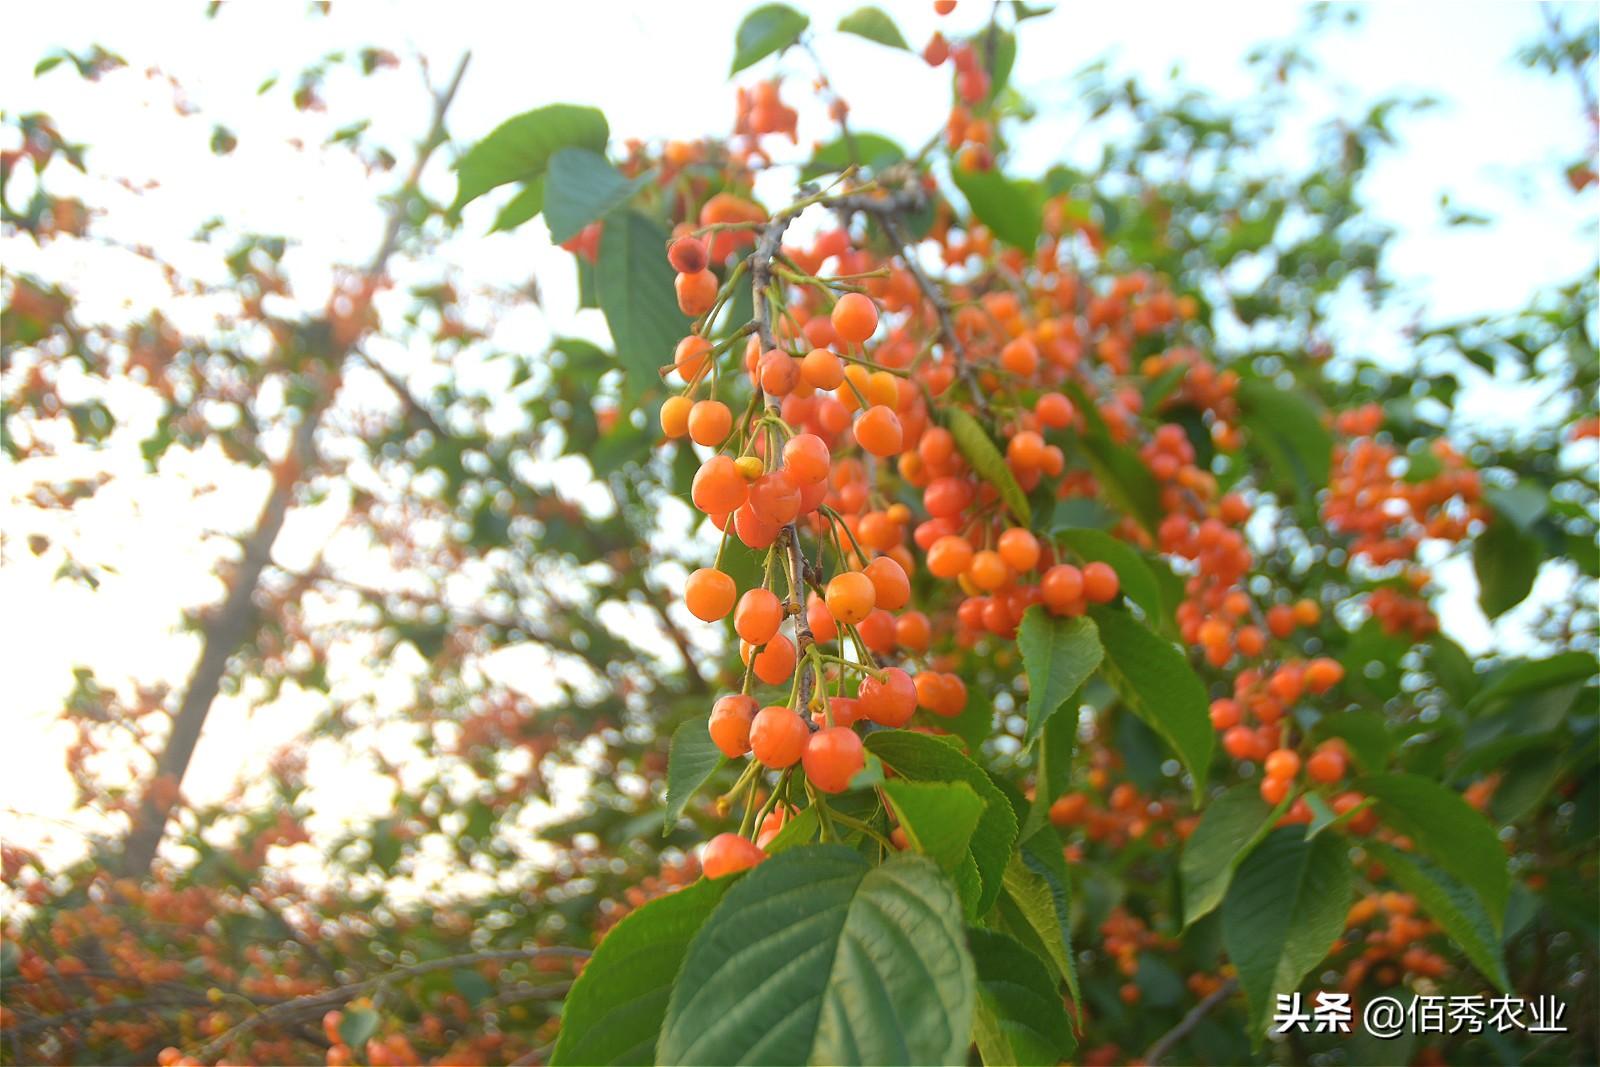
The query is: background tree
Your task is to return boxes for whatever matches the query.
[2,4,1596,1066]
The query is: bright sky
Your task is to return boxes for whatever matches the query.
[1,2,1595,874]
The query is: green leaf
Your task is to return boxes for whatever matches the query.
[1181,783,1277,926]
[1021,713,1074,839]
[1483,481,1548,532]
[1222,828,1352,1041]
[1090,607,1214,802]
[866,730,1017,917]
[973,26,1017,103]
[1017,832,1080,1008]
[1356,773,1509,927]
[658,847,975,1065]
[338,1006,380,1049]
[948,408,1030,524]
[1473,514,1542,617]
[1057,528,1167,628]
[838,6,909,49]
[596,210,691,403]
[489,178,545,234]
[1310,710,1393,772]
[800,132,905,181]
[551,877,732,1065]
[1468,651,1596,710]
[1236,378,1333,501]
[995,853,1073,989]
[453,104,608,214]
[1490,747,1566,823]
[662,719,725,834]
[951,167,1042,251]
[969,928,1076,1066]
[764,805,820,853]
[883,779,984,873]
[1016,608,1101,746]
[1366,842,1509,992]
[730,3,810,74]
[1078,432,1163,534]
[543,148,647,243]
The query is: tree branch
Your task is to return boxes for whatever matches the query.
[1142,976,1239,1065]
[192,946,587,1060]
[117,51,472,879]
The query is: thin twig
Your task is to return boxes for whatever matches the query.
[191,946,588,1060]
[871,207,990,415]
[1142,977,1239,1065]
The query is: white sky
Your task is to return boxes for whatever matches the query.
[1,2,1596,871]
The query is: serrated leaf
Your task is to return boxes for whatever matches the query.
[597,210,690,403]
[1356,773,1510,928]
[995,853,1073,990]
[1090,607,1214,802]
[969,928,1076,1066]
[1016,608,1101,746]
[453,104,608,213]
[662,719,725,834]
[1366,842,1509,992]
[948,408,1029,524]
[551,877,732,1065]
[1017,832,1079,1008]
[658,847,974,1065]
[1181,783,1278,926]
[543,148,648,243]
[1222,828,1352,1042]
[730,3,810,75]
[1236,378,1333,502]
[882,779,984,873]
[866,731,1017,917]
[951,166,1042,251]
[838,6,909,49]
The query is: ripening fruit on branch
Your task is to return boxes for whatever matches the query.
[859,667,917,727]
[668,234,708,274]
[826,571,877,625]
[734,588,783,645]
[660,395,692,438]
[862,556,910,611]
[701,832,766,879]
[709,694,757,758]
[675,335,712,380]
[783,432,831,484]
[750,705,809,768]
[743,634,796,686]
[684,567,735,621]
[676,270,717,316]
[692,455,749,514]
[803,726,864,793]
[854,405,903,457]
[688,399,732,446]
[801,347,845,390]
[831,292,879,344]
[1082,561,1121,603]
